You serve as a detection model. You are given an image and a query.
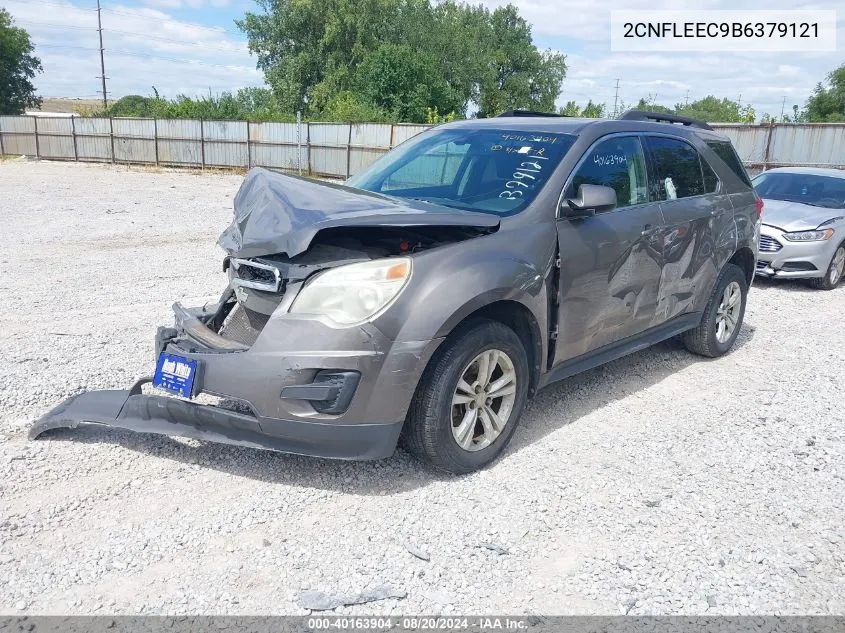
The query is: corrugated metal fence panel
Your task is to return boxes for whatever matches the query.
[349,123,392,175]
[769,124,845,168]
[0,116,37,155]
[391,124,430,147]
[205,120,248,167]
[249,122,297,170]
[112,118,156,163]
[74,118,112,161]
[156,119,201,166]
[309,123,350,177]
[34,117,75,159]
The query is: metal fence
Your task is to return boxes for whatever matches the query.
[0,116,429,179]
[2,116,845,178]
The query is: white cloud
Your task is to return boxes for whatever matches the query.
[480,0,845,118]
[4,0,259,99]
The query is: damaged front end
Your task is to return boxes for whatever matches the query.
[31,168,498,459]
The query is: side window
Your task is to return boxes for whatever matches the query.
[569,136,648,210]
[706,140,752,187]
[646,136,705,200]
[381,141,469,191]
[702,157,719,193]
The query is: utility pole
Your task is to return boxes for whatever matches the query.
[612,79,620,117]
[684,90,690,107]
[97,0,108,109]
[780,96,787,122]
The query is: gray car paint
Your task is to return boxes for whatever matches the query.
[31,116,760,460]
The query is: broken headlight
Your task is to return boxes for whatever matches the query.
[289,257,412,325]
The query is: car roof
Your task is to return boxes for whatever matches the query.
[759,166,845,179]
[440,116,730,142]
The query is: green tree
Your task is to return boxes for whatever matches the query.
[355,43,458,123]
[633,97,672,114]
[675,95,754,123]
[474,5,566,117]
[804,63,845,122]
[0,9,42,114]
[558,99,605,118]
[237,0,566,121]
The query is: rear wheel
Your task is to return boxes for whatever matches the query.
[683,264,747,358]
[809,243,845,290]
[403,320,529,474]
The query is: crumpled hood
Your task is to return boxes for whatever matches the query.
[761,198,844,232]
[218,167,500,258]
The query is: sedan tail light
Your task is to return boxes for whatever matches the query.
[755,194,764,217]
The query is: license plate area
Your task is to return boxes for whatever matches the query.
[153,352,200,398]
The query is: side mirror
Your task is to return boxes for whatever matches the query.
[561,184,617,218]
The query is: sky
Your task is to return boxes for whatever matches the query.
[4,0,844,118]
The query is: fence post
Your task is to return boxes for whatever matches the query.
[153,119,159,166]
[296,110,302,175]
[345,122,352,179]
[390,124,396,149]
[306,122,311,176]
[246,121,252,168]
[71,116,78,161]
[33,116,40,159]
[763,121,775,171]
[200,118,206,169]
[0,118,5,156]
[109,117,116,164]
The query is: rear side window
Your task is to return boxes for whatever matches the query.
[645,136,705,200]
[706,140,752,187]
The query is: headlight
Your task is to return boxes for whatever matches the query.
[289,258,411,325]
[782,228,834,242]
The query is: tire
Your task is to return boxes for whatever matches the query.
[402,319,529,474]
[683,263,747,358]
[808,242,845,290]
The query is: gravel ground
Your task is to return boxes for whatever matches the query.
[1,159,843,616]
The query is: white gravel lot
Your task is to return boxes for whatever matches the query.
[0,159,843,616]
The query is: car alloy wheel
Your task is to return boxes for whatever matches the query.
[829,246,845,286]
[450,349,517,452]
[715,281,741,344]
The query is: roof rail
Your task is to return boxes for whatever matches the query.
[497,110,566,118]
[619,109,714,131]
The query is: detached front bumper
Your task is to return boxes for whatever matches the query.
[29,379,403,459]
[31,298,444,460]
[756,225,835,279]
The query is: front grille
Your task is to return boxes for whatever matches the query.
[756,260,770,270]
[759,235,782,253]
[219,303,270,347]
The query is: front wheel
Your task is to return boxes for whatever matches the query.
[402,320,529,474]
[683,263,748,358]
[809,243,845,290]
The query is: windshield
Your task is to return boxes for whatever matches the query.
[753,172,845,209]
[347,127,577,216]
